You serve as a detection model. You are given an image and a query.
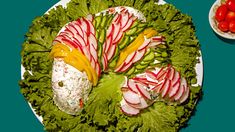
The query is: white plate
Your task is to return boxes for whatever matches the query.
[209,0,235,39]
[21,0,203,125]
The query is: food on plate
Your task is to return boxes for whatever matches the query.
[19,0,202,131]
[214,0,235,32]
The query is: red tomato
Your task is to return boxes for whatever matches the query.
[225,11,235,21]
[226,0,235,12]
[229,20,235,32]
[218,21,229,32]
[215,5,228,22]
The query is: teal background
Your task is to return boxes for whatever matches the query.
[0,0,234,131]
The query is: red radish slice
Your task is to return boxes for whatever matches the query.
[122,17,134,32]
[125,52,136,64]
[168,68,175,80]
[151,36,164,42]
[86,14,94,22]
[90,44,98,61]
[82,47,92,61]
[89,33,98,50]
[74,33,86,47]
[151,82,163,91]
[148,42,162,47]
[172,71,180,86]
[156,79,167,93]
[168,80,180,98]
[119,62,133,72]
[112,23,121,42]
[95,62,101,77]
[73,21,84,37]
[161,80,171,98]
[61,38,79,49]
[122,89,141,105]
[104,35,113,53]
[114,14,122,24]
[138,39,151,51]
[107,24,115,38]
[113,14,120,23]
[113,30,123,44]
[120,99,140,116]
[127,79,139,93]
[102,54,108,70]
[83,18,92,36]
[136,84,151,100]
[174,81,185,101]
[121,13,129,29]
[130,97,149,109]
[145,70,158,80]
[132,77,149,87]
[133,49,146,63]
[107,44,116,60]
[90,56,96,69]
[179,86,190,103]
[115,62,125,72]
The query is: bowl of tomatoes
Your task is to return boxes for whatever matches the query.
[209,0,235,39]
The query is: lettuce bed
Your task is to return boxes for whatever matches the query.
[19,0,202,131]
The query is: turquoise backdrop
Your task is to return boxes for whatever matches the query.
[0,0,234,131]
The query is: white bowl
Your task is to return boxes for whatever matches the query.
[209,0,235,39]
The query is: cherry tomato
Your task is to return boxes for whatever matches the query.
[218,21,229,32]
[215,5,228,22]
[229,20,235,32]
[226,0,235,12]
[225,11,235,22]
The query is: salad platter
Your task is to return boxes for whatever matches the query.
[20,0,203,131]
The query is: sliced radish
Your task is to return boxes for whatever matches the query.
[102,53,108,70]
[129,97,149,109]
[179,86,190,103]
[136,84,151,100]
[73,21,84,37]
[138,39,151,51]
[145,70,158,80]
[151,36,164,42]
[83,18,92,35]
[133,49,146,63]
[107,44,116,60]
[172,71,180,86]
[174,80,185,101]
[119,62,133,73]
[112,23,121,42]
[122,17,134,32]
[113,14,120,23]
[90,44,98,61]
[151,82,163,91]
[86,14,94,22]
[107,24,115,38]
[90,56,96,69]
[120,99,140,116]
[95,62,101,77]
[122,89,141,105]
[161,80,171,98]
[168,68,175,80]
[132,77,149,87]
[115,62,125,72]
[127,79,139,93]
[125,52,136,64]
[168,80,180,98]
[121,13,129,29]
[156,79,167,93]
[104,35,113,53]
[148,42,162,48]
[74,33,86,47]
[89,33,98,50]
[113,30,123,44]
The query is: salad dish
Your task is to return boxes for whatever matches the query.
[20,0,202,131]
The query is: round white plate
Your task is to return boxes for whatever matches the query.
[21,0,203,125]
[209,0,235,39]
